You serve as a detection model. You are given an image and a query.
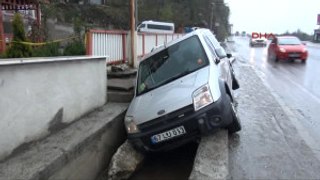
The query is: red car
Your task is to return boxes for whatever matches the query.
[268,36,308,63]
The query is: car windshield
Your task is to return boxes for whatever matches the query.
[278,37,301,45]
[137,36,209,96]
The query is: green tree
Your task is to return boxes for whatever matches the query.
[32,43,61,57]
[5,13,32,58]
[73,17,83,37]
[40,0,230,40]
[159,4,173,21]
[63,40,85,56]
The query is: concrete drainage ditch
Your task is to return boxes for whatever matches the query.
[103,130,229,180]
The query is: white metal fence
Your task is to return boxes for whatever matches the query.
[86,30,184,64]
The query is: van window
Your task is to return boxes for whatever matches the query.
[137,36,209,95]
[147,24,173,31]
[205,33,227,58]
[204,37,218,58]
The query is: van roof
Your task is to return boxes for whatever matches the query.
[141,20,174,25]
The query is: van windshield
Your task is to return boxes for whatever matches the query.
[137,36,209,96]
[139,24,146,28]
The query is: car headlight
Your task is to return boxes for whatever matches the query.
[279,47,286,53]
[125,116,140,134]
[302,47,307,53]
[193,84,214,111]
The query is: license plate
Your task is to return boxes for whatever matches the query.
[289,54,300,57]
[151,126,186,144]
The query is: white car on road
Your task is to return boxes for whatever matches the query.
[250,37,267,47]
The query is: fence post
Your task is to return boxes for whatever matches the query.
[86,31,93,55]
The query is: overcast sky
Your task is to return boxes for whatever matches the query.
[226,0,320,35]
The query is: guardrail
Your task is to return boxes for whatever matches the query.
[86,30,184,64]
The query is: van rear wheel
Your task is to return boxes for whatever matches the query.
[226,95,241,133]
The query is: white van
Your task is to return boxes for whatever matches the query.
[137,20,174,34]
[125,29,241,152]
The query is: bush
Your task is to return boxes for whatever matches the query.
[63,40,86,56]
[5,13,32,58]
[32,43,61,57]
[6,42,33,58]
[0,53,6,59]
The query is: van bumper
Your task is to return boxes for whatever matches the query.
[127,96,233,152]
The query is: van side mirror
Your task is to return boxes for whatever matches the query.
[215,58,220,64]
[227,53,232,58]
[302,42,306,45]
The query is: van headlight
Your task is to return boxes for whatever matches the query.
[125,116,140,134]
[193,84,214,111]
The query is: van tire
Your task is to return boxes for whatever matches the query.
[226,94,241,134]
[230,64,240,90]
[232,77,240,90]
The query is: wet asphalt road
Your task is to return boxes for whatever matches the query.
[233,37,320,141]
[228,37,320,179]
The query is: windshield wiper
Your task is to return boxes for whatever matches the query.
[160,69,192,85]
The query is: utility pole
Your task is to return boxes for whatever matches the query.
[129,0,135,67]
[135,0,138,29]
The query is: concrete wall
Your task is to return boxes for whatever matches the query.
[0,56,107,161]
[48,107,126,180]
[0,103,128,180]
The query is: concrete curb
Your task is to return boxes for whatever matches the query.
[106,140,144,180]
[189,130,228,180]
[0,103,128,180]
[253,67,320,163]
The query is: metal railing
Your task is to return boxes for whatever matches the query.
[86,30,184,64]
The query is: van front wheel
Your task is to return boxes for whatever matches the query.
[226,95,241,133]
